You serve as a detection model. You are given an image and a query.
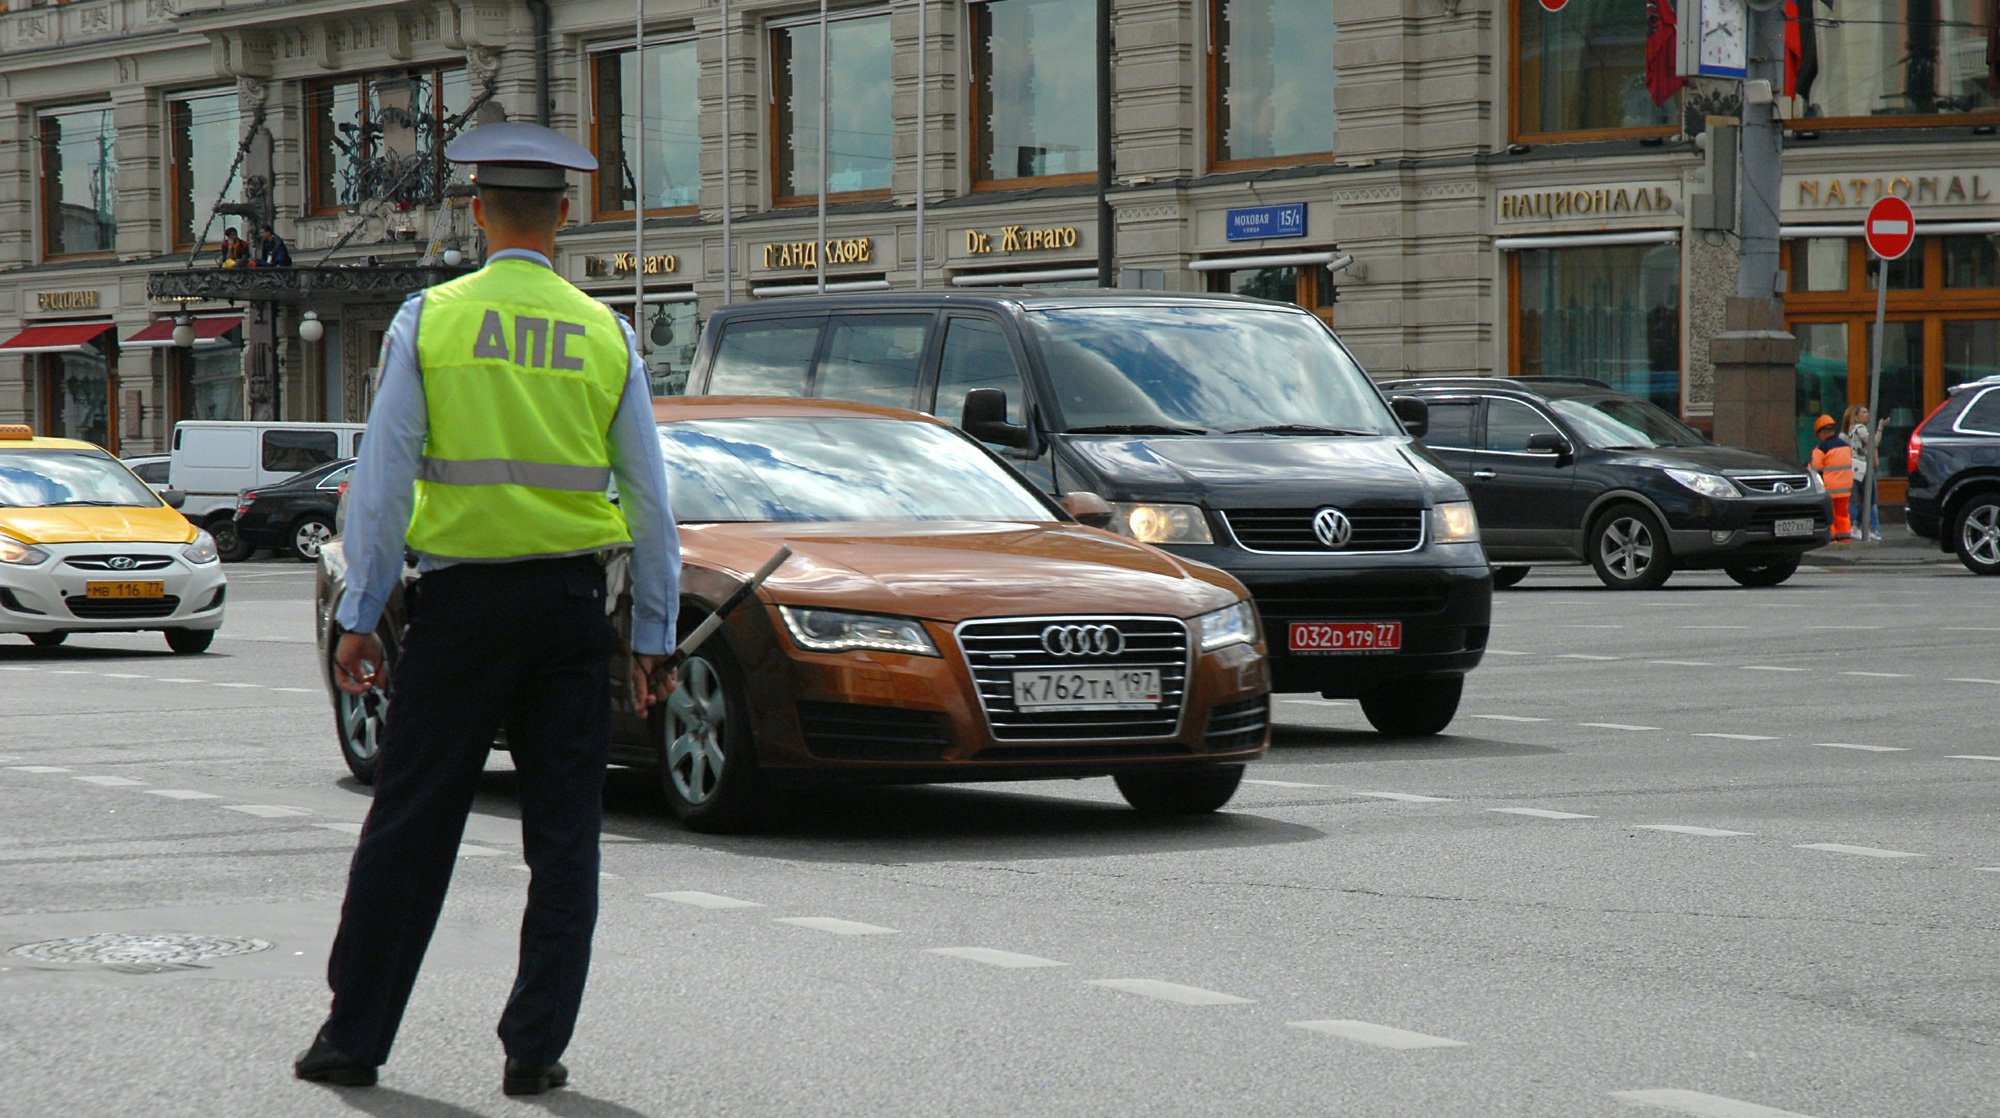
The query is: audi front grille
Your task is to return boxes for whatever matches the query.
[954,616,1191,743]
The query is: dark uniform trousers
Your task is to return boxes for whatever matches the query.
[322,555,615,1067]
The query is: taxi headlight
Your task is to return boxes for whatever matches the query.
[181,531,220,565]
[0,534,49,566]
[1197,600,1259,652]
[779,606,940,657]
[1429,500,1480,544]
[1665,468,1739,500]
[1110,502,1214,545]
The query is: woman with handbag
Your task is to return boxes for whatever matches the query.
[1841,404,1885,541]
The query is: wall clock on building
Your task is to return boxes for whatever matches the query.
[1679,0,1749,80]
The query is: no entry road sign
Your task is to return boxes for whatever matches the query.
[1539,0,1569,10]
[1865,196,1916,260]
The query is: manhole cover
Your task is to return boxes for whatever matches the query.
[7,933,273,966]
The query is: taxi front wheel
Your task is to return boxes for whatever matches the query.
[165,628,213,654]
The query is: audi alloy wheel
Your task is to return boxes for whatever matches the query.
[653,633,770,833]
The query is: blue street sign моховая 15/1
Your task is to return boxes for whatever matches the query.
[1225,203,1307,242]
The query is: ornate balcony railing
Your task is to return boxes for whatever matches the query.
[146,263,474,306]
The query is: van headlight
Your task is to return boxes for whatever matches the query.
[1429,501,1479,544]
[0,533,49,566]
[1665,468,1739,500]
[1109,502,1214,545]
[1197,600,1258,651]
[779,607,940,657]
[181,531,220,565]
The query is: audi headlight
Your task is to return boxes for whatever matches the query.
[1429,501,1479,544]
[1665,468,1739,500]
[1110,502,1214,545]
[181,531,219,565]
[1197,600,1258,652]
[0,533,49,566]
[779,607,940,657]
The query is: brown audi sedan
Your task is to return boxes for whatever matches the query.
[315,397,1270,832]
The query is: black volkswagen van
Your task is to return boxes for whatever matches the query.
[684,291,1490,735]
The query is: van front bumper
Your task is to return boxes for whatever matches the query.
[1225,561,1492,697]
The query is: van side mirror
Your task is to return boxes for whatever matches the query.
[1390,395,1429,438]
[1526,432,1574,460]
[962,388,1031,449]
[160,487,187,510]
[1060,491,1114,529]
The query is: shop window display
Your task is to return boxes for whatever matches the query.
[1513,243,1682,415]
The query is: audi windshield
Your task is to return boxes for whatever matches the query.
[1024,304,1403,436]
[656,416,1057,523]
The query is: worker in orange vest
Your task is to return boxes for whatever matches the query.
[1809,413,1853,539]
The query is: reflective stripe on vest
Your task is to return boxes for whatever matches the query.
[407,259,634,561]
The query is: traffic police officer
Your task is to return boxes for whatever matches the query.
[295,121,681,1097]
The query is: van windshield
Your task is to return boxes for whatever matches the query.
[1026,305,1401,436]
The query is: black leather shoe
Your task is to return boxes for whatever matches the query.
[294,1032,378,1087]
[503,1058,568,1096]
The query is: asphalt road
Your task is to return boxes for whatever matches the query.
[1,557,1993,1118]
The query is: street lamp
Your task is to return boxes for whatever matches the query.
[299,310,324,343]
[171,314,195,348]
[442,244,463,267]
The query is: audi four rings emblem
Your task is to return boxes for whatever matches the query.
[1041,623,1125,657]
[1312,507,1353,549]
[107,556,136,570]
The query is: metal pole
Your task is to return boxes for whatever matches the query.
[1095,0,1114,288]
[816,0,829,294]
[634,0,648,349]
[721,0,734,305]
[1868,253,1887,530]
[913,0,927,290]
[1736,1,1783,298]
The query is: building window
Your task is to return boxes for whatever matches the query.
[40,344,116,450]
[1209,0,1337,168]
[306,67,472,213]
[1512,0,1677,141]
[1786,1,2000,125]
[172,344,245,424]
[38,103,117,258]
[169,89,244,251]
[771,11,893,204]
[1204,263,1339,326]
[591,39,701,218]
[971,0,1097,185]
[1512,243,1682,415]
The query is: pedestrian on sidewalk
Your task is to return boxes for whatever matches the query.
[1810,414,1853,540]
[1842,404,1886,540]
[295,121,682,1098]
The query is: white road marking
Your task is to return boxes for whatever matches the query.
[1610,1088,1820,1117]
[1557,624,1624,629]
[457,844,505,857]
[0,756,16,762]
[775,917,899,936]
[211,682,261,689]
[1680,625,1748,630]
[928,947,1068,969]
[1947,754,2000,762]
[1243,779,1327,788]
[1280,698,1351,707]
[1473,714,1548,723]
[223,804,311,818]
[72,775,143,786]
[154,677,205,683]
[1649,660,1716,667]
[1485,649,1528,656]
[1841,671,1910,678]
[0,666,37,671]
[1352,791,1454,803]
[1693,733,1777,741]
[1794,843,1923,859]
[1287,1019,1467,1049]
[7,766,72,773]
[1582,723,1658,732]
[1947,678,2000,686]
[1087,978,1253,1006]
[1812,742,1905,753]
[44,669,92,675]
[1741,665,1808,673]
[99,673,147,679]
[649,890,764,910]
[145,789,221,800]
[272,687,319,693]
[1556,653,1620,661]
[1943,626,2000,632]
[315,823,364,836]
[1637,825,1754,837]
[1490,808,1596,820]
[1980,867,2000,874]
[1806,625,1881,630]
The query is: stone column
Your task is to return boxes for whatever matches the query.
[1711,296,1800,462]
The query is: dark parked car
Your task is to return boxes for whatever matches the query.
[1391,378,1831,589]
[1906,375,2000,574]
[235,458,351,562]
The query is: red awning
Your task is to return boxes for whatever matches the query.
[123,315,244,348]
[0,321,116,356]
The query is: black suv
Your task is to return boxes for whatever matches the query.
[1391,378,1830,589]
[1906,376,2000,574]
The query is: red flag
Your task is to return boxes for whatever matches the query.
[1646,0,1686,106]
[1784,1,1802,97]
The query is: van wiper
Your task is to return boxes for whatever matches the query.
[1064,423,1212,436]
[1227,424,1368,436]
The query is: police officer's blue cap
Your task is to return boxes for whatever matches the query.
[444,121,597,191]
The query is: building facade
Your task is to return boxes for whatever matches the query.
[2,0,1994,502]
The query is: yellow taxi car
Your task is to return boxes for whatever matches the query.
[0,425,225,653]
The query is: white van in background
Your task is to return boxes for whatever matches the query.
[170,421,366,561]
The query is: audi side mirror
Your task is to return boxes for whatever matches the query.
[1390,395,1429,438]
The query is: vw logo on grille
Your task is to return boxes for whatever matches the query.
[106,556,137,571]
[1312,507,1353,550]
[1041,623,1125,658]
[1774,482,1794,494]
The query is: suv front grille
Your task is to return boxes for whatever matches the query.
[1734,474,1814,494]
[1252,587,1452,621]
[66,595,181,619]
[956,616,1189,742]
[1221,508,1426,553]
[65,555,174,571]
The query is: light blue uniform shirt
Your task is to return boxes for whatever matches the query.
[334,248,681,653]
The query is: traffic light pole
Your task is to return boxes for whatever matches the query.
[1736,1,1783,299]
